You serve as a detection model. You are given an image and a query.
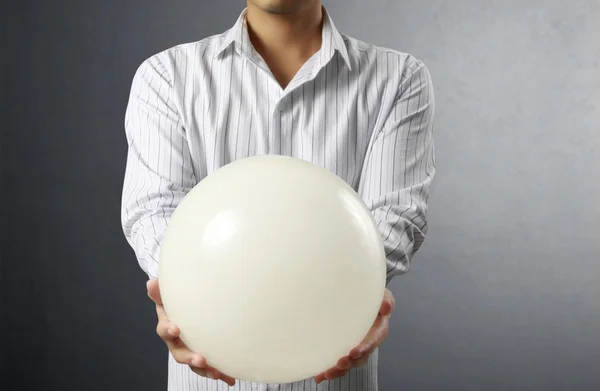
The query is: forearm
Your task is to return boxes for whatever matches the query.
[120,54,196,278]
[359,58,436,284]
[370,178,432,283]
[121,179,186,279]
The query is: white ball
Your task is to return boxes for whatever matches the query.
[158,155,386,384]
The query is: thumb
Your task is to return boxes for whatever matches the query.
[379,289,395,316]
[147,279,163,305]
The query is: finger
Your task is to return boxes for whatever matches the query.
[156,327,205,367]
[155,304,174,326]
[156,320,180,340]
[169,341,207,367]
[349,345,366,360]
[155,302,181,342]
[347,349,370,368]
[365,315,389,345]
[314,359,352,384]
[154,299,183,344]
[314,374,326,384]
[314,369,332,384]
[336,356,352,370]
[192,366,219,378]
[373,316,390,344]
[219,372,237,387]
[348,329,389,370]
[349,336,375,359]
[379,290,395,316]
[189,355,207,369]
[191,367,210,378]
[348,331,377,358]
[191,366,220,381]
[193,367,236,387]
[379,300,393,316]
[147,279,162,305]
[155,318,211,371]
[349,317,389,360]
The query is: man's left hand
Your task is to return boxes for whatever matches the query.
[314,288,396,384]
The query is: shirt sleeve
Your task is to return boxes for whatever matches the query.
[358,59,436,285]
[121,55,197,279]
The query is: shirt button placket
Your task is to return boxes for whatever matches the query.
[279,94,293,156]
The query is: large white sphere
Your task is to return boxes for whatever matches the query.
[158,155,386,384]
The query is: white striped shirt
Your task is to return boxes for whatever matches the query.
[121,8,435,391]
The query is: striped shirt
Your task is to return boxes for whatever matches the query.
[121,7,435,391]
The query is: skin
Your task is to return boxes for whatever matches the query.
[149,280,394,387]
[313,289,395,384]
[148,0,397,387]
[148,280,237,387]
[246,0,323,87]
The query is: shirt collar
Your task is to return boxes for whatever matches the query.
[214,7,352,71]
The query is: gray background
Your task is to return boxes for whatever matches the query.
[2,0,599,390]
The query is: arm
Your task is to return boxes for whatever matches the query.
[358,58,436,285]
[314,59,436,384]
[121,54,197,279]
[121,56,235,386]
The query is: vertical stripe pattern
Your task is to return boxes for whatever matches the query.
[121,8,435,391]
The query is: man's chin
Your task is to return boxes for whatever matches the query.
[251,0,313,15]
[261,5,301,15]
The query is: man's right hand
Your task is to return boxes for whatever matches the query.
[147,279,236,387]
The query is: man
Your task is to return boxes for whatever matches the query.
[121,0,436,390]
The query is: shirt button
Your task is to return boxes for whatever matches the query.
[278,98,287,112]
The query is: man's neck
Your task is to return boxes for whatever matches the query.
[245,2,324,87]
[246,3,323,57]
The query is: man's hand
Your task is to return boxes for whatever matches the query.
[147,279,236,387]
[313,288,395,384]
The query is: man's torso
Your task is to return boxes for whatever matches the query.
[139,11,420,391]
[154,24,418,193]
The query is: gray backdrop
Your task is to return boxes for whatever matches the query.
[2,0,599,390]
